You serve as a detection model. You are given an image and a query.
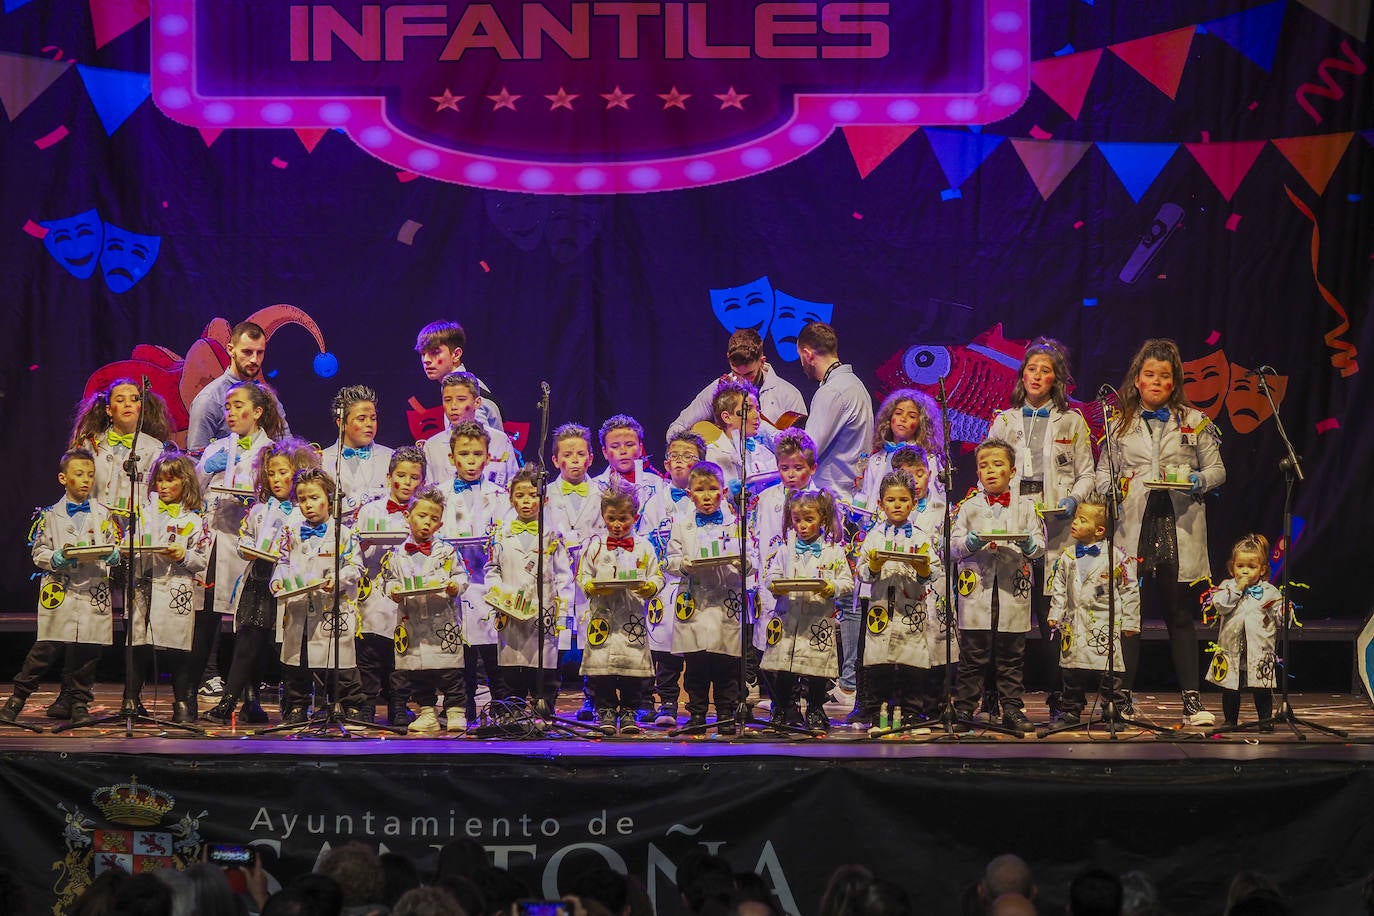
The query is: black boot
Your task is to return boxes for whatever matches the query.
[45,692,73,720]
[240,683,268,724]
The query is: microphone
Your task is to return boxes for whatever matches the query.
[540,381,550,396]
[1245,366,1275,378]
[141,375,151,392]
[1097,383,1118,399]
[937,376,947,407]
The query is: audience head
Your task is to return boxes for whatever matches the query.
[381,853,422,907]
[819,864,874,916]
[434,838,489,884]
[390,886,467,916]
[111,871,174,916]
[287,873,343,916]
[980,854,1036,902]
[1224,872,1285,916]
[1068,867,1123,916]
[563,865,629,915]
[988,893,1037,916]
[317,842,385,908]
[677,851,735,915]
[1119,870,1159,916]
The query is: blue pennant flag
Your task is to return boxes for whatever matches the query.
[1203,0,1286,71]
[1098,142,1180,203]
[77,64,150,135]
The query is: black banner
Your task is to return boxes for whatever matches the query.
[3,750,1374,915]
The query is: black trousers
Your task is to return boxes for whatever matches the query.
[588,675,643,713]
[682,651,739,717]
[652,650,684,708]
[954,630,1026,714]
[407,668,466,711]
[222,624,272,706]
[357,633,410,710]
[772,672,827,712]
[282,665,367,712]
[1121,569,1202,693]
[1059,666,1126,715]
[125,646,189,701]
[500,665,559,708]
[859,664,945,720]
[11,640,101,704]
[1222,687,1273,724]
[462,643,499,716]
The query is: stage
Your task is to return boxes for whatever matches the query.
[2,684,1373,916]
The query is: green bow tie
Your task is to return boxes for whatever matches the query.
[510,520,539,535]
[107,430,134,449]
[159,501,182,518]
[561,481,588,497]
[237,434,253,450]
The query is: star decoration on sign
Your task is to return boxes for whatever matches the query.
[714,86,749,110]
[657,86,691,110]
[430,89,462,112]
[544,87,579,111]
[487,87,521,111]
[601,86,634,110]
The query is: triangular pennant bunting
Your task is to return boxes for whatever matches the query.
[1294,0,1370,39]
[198,127,223,147]
[1030,49,1103,120]
[4,0,38,11]
[1184,141,1267,200]
[0,51,72,121]
[1098,142,1179,202]
[924,129,1005,190]
[1109,27,1197,99]
[1272,133,1353,196]
[89,0,150,49]
[76,64,150,135]
[1010,139,1093,199]
[295,127,328,153]
[842,126,919,179]
[1203,1,1287,71]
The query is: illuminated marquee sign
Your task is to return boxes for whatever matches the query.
[151,1,1030,194]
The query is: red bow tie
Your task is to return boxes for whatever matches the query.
[386,500,406,516]
[986,492,1010,507]
[404,541,433,556]
[617,469,636,484]
[607,536,634,551]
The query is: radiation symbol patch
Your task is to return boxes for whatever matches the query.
[866,604,890,635]
[1209,651,1229,683]
[494,612,507,631]
[1060,626,1073,655]
[647,597,664,625]
[957,569,977,596]
[587,617,610,646]
[675,592,696,621]
[40,581,66,609]
[765,617,783,646]
[393,620,410,654]
[358,573,372,601]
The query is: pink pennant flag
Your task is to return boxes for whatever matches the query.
[89,0,150,50]
[1030,49,1103,120]
[1185,140,1266,200]
[842,126,919,179]
[1110,27,1197,100]
[295,128,327,153]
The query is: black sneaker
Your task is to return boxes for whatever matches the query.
[203,700,236,724]
[1114,692,1138,722]
[634,706,654,724]
[684,712,708,731]
[280,707,308,725]
[240,700,270,724]
[1002,709,1034,734]
[806,707,830,735]
[1258,720,1276,734]
[45,693,73,719]
[1181,691,1215,727]
[844,707,874,729]
[576,698,596,722]
[597,708,617,735]
[389,705,416,727]
[716,717,738,736]
[1056,710,1081,726]
[68,704,93,725]
[653,705,678,728]
[618,713,642,736]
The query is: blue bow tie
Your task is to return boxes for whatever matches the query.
[1141,408,1171,422]
[1244,584,1264,599]
[453,478,479,494]
[1075,543,1101,558]
[916,497,928,513]
[341,445,371,460]
[696,510,723,527]
[66,501,91,517]
[883,440,904,454]
[269,497,294,514]
[300,522,328,540]
[670,486,688,502]
[795,539,822,557]
[744,437,758,452]
[887,522,913,538]
[1022,406,1050,418]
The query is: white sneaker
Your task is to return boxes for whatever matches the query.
[408,706,441,734]
[198,676,225,698]
[1181,691,1215,727]
[445,711,467,734]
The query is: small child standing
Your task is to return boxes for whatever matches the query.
[382,485,469,734]
[352,446,427,726]
[70,378,174,514]
[487,466,574,713]
[578,481,663,735]
[592,414,668,530]
[856,388,944,515]
[855,470,948,733]
[424,372,519,488]
[702,379,778,497]
[320,385,394,527]
[127,451,211,715]
[1046,496,1139,725]
[666,462,746,734]
[1206,534,1283,731]
[0,450,120,726]
[951,439,1046,733]
[269,468,368,724]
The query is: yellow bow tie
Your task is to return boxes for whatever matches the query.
[237,434,253,450]
[510,520,539,535]
[561,481,588,497]
[158,501,182,518]
[107,430,134,449]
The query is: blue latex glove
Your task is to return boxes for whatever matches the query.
[965,533,984,552]
[104,547,122,567]
[52,548,75,569]
[1188,473,1203,495]
[728,478,743,502]
[1057,496,1078,517]
[1019,537,1036,556]
[202,449,228,474]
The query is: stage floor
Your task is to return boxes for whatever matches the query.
[3,683,1371,759]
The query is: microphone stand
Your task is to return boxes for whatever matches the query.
[57,377,202,735]
[1208,370,1345,739]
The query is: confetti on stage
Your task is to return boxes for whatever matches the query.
[22,219,48,239]
[1082,298,1099,307]
[1205,330,1221,345]
[271,157,287,169]
[940,188,961,201]
[33,125,68,149]
[397,220,423,245]
[1029,125,1053,139]
[1315,418,1340,434]
[479,260,491,272]
[1226,213,1243,230]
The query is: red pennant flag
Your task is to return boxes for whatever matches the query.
[89,0,151,50]
[842,126,919,179]
[1010,139,1093,200]
[295,128,328,153]
[1271,133,1354,196]
[197,127,223,147]
[1030,50,1103,120]
[1184,140,1266,201]
[1110,27,1196,100]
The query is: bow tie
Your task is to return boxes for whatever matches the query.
[916,497,928,513]
[237,434,254,450]
[385,499,406,516]
[269,497,294,515]
[696,510,723,526]
[1075,543,1101,558]
[107,430,134,449]
[66,501,91,517]
[158,501,181,518]
[1022,406,1050,418]
[1141,408,1171,423]
[617,469,636,484]
[510,520,539,535]
[795,540,822,557]
[452,478,479,494]
[883,440,905,454]
[986,492,1010,508]
[561,480,588,497]
[744,437,758,453]
[404,541,432,556]
[341,445,371,460]
[1244,584,1264,599]
[887,522,913,538]
[607,536,634,551]
[670,486,688,502]
[300,522,328,540]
